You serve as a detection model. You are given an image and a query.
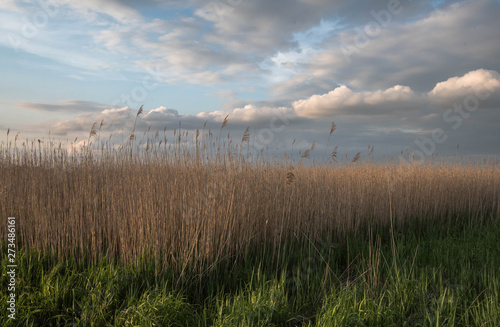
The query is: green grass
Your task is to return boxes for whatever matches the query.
[2,214,500,326]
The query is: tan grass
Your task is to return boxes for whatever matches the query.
[1,126,499,272]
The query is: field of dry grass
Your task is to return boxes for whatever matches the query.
[1,122,499,273]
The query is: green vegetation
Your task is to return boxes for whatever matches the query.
[1,215,500,326]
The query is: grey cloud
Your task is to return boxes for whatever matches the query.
[194,0,445,59]
[195,0,346,58]
[16,100,120,114]
[30,103,309,151]
[275,0,500,97]
[271,74,338,101]
[30,69,500,155]
[94,15,261,84]
[28,107,133,136]
[333,0,456,26]
[30,97,500,158]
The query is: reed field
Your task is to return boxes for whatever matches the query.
[1,117,500,326]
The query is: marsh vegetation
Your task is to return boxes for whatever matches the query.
[1,118,499,326]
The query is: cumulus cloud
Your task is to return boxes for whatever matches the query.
[22,68,500,157]
[293,85,422,118]
[428,69,500,106]
[291,69,500,120]
[28,69,500,139]
[26,102,299,144]
[222,105,294,123]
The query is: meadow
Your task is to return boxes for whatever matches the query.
[1,116,499,326]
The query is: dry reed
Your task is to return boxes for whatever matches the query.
[1,125,499,273]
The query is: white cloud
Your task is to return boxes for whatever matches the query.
[429,69,500,101]
[292,69,500,120]
[143,106,182,120]
[226,105,294,123]
[293,85,421,118]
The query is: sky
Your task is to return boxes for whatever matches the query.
[1,0,500,161]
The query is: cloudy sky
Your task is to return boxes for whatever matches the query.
[1,0,500,160]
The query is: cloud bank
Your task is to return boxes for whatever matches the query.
[21,69,500,157]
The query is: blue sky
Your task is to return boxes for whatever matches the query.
[1,0,500,160]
